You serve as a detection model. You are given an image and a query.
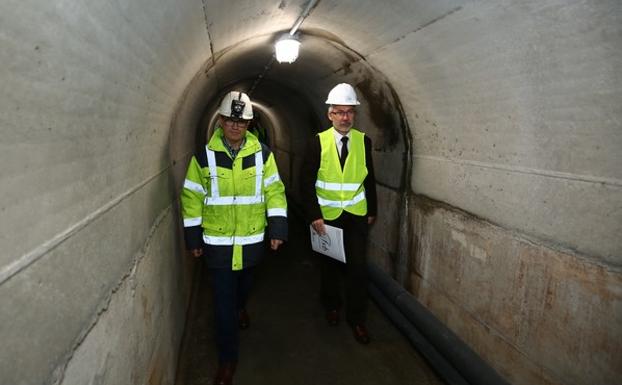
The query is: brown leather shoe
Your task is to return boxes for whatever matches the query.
[352,324,370,344]
[239,308,250,330]
[326,309,339,326]
[214,362,236,385]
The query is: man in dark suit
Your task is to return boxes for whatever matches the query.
[300,83,377,344]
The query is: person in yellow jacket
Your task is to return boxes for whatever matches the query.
[300,83,377,345]
[181,91,287,385]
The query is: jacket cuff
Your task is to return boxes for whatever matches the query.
[184,225,204,250]
[305,205,323,225]
[268,216,288,241]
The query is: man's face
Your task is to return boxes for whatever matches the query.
[328,105,356,133]
[220,116,250,144]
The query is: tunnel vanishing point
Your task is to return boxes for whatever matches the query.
[1,1,621,385]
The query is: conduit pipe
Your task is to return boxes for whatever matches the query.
[289,0,320,36]
[368,263,511,385]
[369,284,470,385]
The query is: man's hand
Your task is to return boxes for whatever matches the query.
[189,248,203,258]
[270,239,284,250]
[312,218,327,235]
[367,216,376,225]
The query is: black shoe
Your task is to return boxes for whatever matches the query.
[326,309,339,326]
[239,309,250,330]
[352,324,370,344]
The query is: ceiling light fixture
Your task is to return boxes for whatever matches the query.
[273,0,318,64]
[250,0,319,94]
[275,34,301,64]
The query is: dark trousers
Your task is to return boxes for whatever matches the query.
[320,212,369,325]
[209,267,254,363]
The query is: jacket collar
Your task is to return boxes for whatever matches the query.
[208,127,261,157]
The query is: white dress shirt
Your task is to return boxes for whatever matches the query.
[332,128,351,157]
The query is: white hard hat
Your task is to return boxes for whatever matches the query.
[219,91,253,120]
[325,83,360,105]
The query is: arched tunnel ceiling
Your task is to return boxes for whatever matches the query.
[196,0,462,147]
[184,23,411,194]
[200,30,408,149]
[202,0,462,59]
[191,0,464,154]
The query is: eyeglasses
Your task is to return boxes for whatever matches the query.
[223,118,249,128]
[330,110,355,118]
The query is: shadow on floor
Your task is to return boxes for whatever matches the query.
[175,216,443,385]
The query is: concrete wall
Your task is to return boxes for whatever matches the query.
[0,0,207,383]
[58,209,184,385]
[370,1,622,384]
[409,196,621,385]
[362,0,622,262]
[1,0,620,384]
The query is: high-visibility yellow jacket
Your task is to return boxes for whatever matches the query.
[181,129,287,270]
[315,128,368,220]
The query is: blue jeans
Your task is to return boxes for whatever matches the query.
[210,267,255,363]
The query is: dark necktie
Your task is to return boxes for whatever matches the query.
[340,136,349,168]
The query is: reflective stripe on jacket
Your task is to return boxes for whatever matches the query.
[181,128,287,270]
[315,128,368,220]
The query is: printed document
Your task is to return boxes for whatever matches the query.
[310,224,346,263]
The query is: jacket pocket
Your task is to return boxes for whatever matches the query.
[244,204,267,235]
[202,206,234,234]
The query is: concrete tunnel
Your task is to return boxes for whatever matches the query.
[1,1,621,384]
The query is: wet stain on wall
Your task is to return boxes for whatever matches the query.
[406,192,622,385]
[356,77,402,149]
[320,37,407,152]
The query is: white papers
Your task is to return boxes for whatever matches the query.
[310,224,346,263]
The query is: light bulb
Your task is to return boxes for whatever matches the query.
[275,37,300,63]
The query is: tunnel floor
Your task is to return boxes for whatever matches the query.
[174,213,443,385]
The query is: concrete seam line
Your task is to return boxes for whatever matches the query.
[0,167,172,286]
[200,0,215,64]
[366,6,463,57]
[410,193,621,272]
[316,8,463,78]
[50,206,173,385]
[414,154,622,187]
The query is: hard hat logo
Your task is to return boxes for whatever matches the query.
[230,99,246,119]
[219,91,253,120]
[325,83,361,105]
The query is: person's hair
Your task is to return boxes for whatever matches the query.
[328,105,357,114]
